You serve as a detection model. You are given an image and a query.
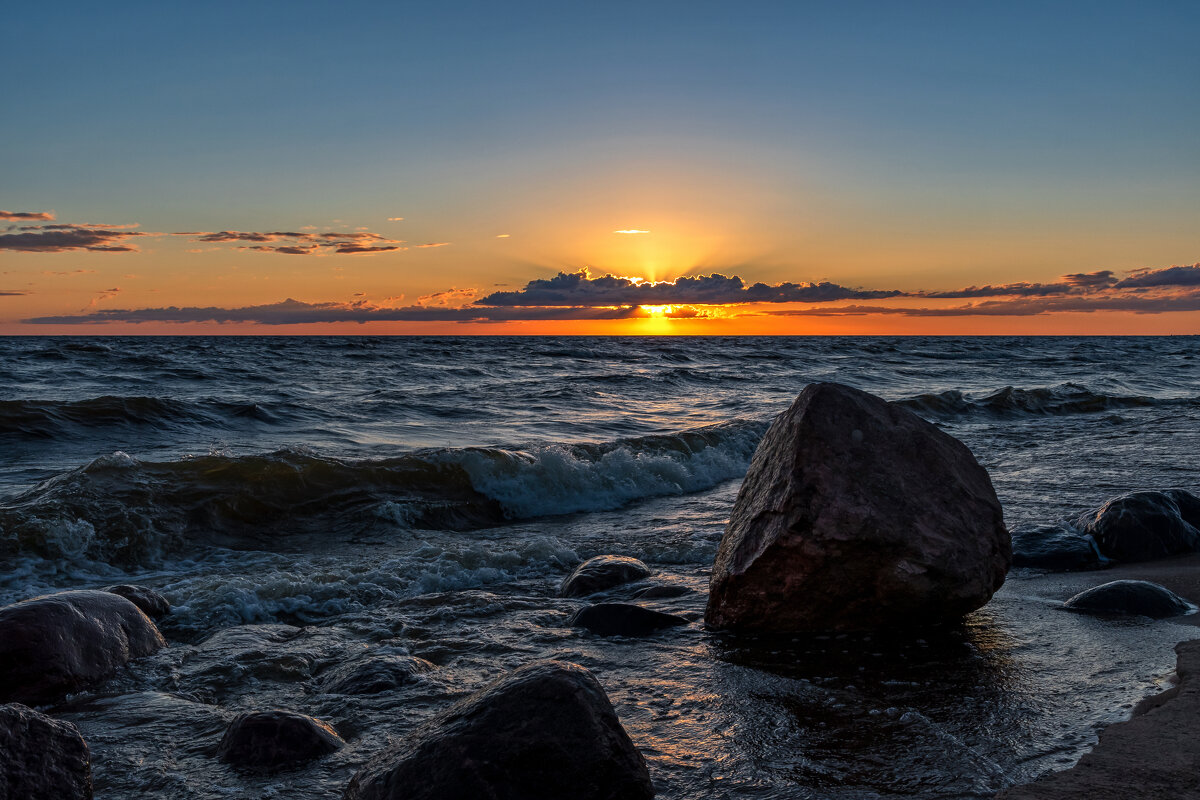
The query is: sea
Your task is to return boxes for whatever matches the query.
[1,335,1198,799]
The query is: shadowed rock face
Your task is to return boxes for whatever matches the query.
[1074,490,1200,563]
[345,660,654,800]
[559,556,652,597]
[0,703,93,799]
[1064,580,1193,618]
[216,710,343,770]
[103,585,171,620]
[0,590,166,705]
[570,603,689,637]
[706,382,1010,633]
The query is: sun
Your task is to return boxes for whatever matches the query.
[639,304,673,317]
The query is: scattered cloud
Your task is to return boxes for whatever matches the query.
[477,269,901,307]
[175,229,404,255]
[0,290,29,296]
[496,234,511,238]
[42,269,97,276]
[1,223,149,252]
[414,242,450,248]
[613,229,649,234]
[386,217,405,222]
[0,210,55,221]
[416,287,478,307]
[1114,264,1200,288]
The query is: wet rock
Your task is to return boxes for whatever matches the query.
[630,584,692,599]
[1010,523,1106,571]
[103,584,171,620]
[216,709,343,770]
[559,555,652,597]
[1064,580,1192,618]
[706,382,1010,633]
[570,603,689,637]
[0,590,166,705]
[1073,490,1200,563]
[319,655,435,695]
[345,660,654,800]
[0,703,93,799]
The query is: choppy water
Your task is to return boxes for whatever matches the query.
[1,335,1198,799]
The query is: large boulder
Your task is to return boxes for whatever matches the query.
[0,703,92,799]
[1073,490,1200,563]
[570,603,689,637]
[103,584,171,620]
[216,710,343,770]
[1063,580,1193,618]
[706,383,1010,633]
[345,660,654,800]
[559,556,652,597]
[0,590,166,705]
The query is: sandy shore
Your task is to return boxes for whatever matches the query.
[998,555,1200,798]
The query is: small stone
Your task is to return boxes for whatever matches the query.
[559,556,652,597]
[570,603,689,637]
[103,585,171,619]
[1064,580,1192,618]
[216,710,343,770]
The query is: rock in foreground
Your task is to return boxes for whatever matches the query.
[0,590,166,705]
[706,382,1010,633]
[319,655,435,695]
[1073,490,1200,563]
[560,555,652,597]
[0,703,93,799]
[345,660,654,800]
[1064,580,1192,618]
[216,710,343,770]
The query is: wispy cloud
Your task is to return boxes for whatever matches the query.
[175,229,405,255]
[23,298,641,325]
[414,242,450,248]
[386,217,405,222]
[613,229,649,234]
[0,210,55,221]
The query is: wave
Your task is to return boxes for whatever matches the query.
[0,395,294,437]
[0,420,765,566]
[896,384,1184,418]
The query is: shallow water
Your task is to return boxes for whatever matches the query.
[2,335,1199,798]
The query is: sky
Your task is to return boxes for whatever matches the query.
[3,0,1199,334]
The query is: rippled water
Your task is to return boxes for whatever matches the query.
[2,335,1199,798]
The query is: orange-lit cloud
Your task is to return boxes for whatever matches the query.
[386,217,405,222]
[414,242,451,248]
[613,229,649,234]
[1,223,149,252]
[174,229,405,255]
[0,210,55,221]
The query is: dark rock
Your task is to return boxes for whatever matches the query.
[216,710,343,770]
[706,382,1010,633]
[319,655,435,695]
[630,584,692,599]
[570,603,689,637]
[1010,523,1106,571]
[1074,490,1200,562]
[0,590,166,705]
[0,703,92,799]
[103,584,171,620]
[1064,580,1193,618]
[559,555,652,597]
[345,660,654,800]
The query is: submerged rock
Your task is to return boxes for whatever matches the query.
[345,660,654,800]
[1010,523,1106,571]
[319,655,435,695]
[103,584,171,620]
[706,382,1010,633]
[1073,490,1200,563]
[216,710,343,770]
[0,703,93,799]
[1064,580,1192,618]
[0,590,166,705]
[560,556,652,597]
[630,584,692,599]
[570,603,689,637]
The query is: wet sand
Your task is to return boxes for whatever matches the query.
[1000,554,1200,798]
